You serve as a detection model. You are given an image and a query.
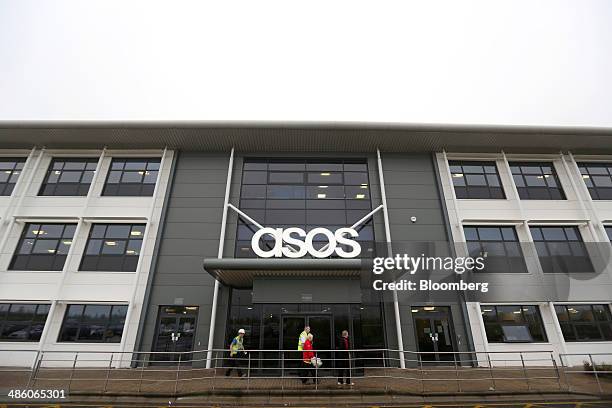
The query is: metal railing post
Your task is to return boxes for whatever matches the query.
[26,350,41,389]
[560,353,573,393]
[247,352,251,391]
[212,351,217,392]
[419,352,425,393]
[174,353,182,396]
[68,352,79,393]
[454,352,461,393]
[486,353,496,391]
[589,354,603,394]
[520,352,530,392]
[383,350,389,392]
[281,351,285,391]
[103,353,114,392]
[137,353,146,393]
[314,351,318,390]
[551,352,562,391]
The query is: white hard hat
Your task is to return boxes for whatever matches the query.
[238,328,246,334]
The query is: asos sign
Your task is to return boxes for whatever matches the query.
[251,227,361,258]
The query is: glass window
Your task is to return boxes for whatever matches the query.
[555,304,612,342]
[102,158,160,196]
[236,159,373,258]
[58,304,127,343]
[578,163,612,200]
[449,161,506,199]
[80,224,145,272]
[0,303,50,341]
[39,158,98,196]
[509,162,566,200]
[481,305,547,343]
[464,226,527,273]
[606,226,612,242]
[10,223,76,271]
[530,226,594,273]
[0,158,25,196]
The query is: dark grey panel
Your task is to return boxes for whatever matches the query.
[171,183,227,198]
[163,223,222,240]
[380,153,469,352]
[140,151,231,352]
[165,207,224,223]
[253,278,361,303]
[384,185,441,200]
[384,171,437,185]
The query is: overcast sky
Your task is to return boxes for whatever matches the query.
[0,0,611,126]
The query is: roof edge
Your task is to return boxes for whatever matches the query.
[1,120,612,135]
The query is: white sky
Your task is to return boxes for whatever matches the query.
[0,0,611,126]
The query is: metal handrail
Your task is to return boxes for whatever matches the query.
[1,348,609,396]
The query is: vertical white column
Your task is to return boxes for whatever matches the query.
[119,147,169,360]
[377,149,405,369]
[559,153,598,239]
[0,147,36,223]
[206,147,234,369]
[0,148,46,266]
[567,152,608,241]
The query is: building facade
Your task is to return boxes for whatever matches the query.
[0,124,610,368]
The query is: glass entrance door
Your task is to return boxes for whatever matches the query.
[152,306,198,363]
[281,315,333,371]
[412,306,456,363]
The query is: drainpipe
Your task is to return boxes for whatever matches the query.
[206,147,234,369]
[376,149,405,369]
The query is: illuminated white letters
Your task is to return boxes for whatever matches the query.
[251,227,361,258]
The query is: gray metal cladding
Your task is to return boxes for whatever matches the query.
[138,152,229,352]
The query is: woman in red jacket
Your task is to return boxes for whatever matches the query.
[301,333,318,384]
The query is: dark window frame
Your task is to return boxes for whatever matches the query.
[578,163,612,200]
[481,305,548,343]
[464,226,528,273]
[0,303,50,342]
[530,226,594,273]
[39,158,98,196]
[102,158,161,197]
[79,223,146,272]
[9,223,76,271]
[509,161,566,200]
[0,158,26,196]
[448,160,506,199]
[58,304,128,343]
[554,304,612,342]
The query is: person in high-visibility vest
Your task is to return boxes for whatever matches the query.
[225,328,247,377]
[297,326,310,351]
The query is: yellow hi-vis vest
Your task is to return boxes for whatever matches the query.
[298,330,308,351]
[230,335,244,356]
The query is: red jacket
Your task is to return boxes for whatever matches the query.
[302,339,314,363]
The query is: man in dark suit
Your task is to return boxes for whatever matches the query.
[335,330,353,385]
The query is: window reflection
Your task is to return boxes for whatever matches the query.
[236,159,374,258]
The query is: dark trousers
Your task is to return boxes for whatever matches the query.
[300,361,317,383]
[225,354,244,376]
[337,366,351,384]
[336,352,351,384]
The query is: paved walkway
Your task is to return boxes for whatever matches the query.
[1,366,611,407]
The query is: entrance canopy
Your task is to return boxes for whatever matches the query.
[202,258,363,288]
